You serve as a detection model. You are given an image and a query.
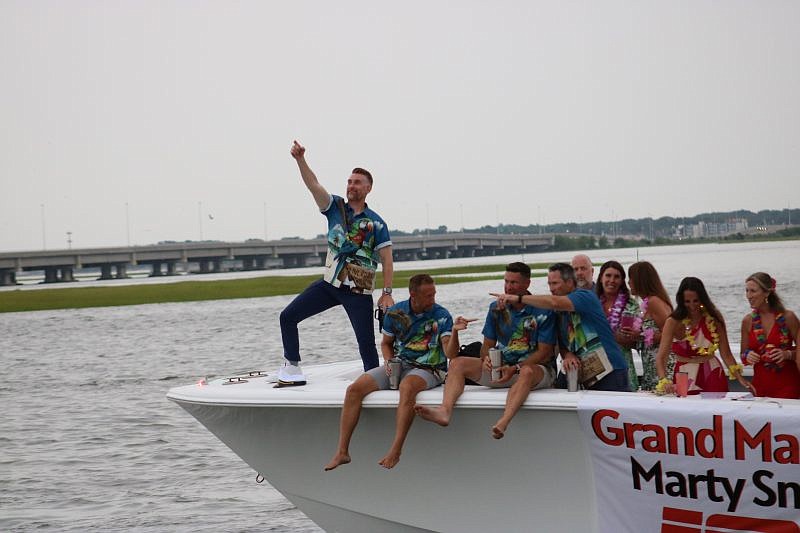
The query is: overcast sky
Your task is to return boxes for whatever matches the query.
[1,1,798,252]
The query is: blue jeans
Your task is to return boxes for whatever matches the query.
[279,279,379,371]
[555,368,630,392]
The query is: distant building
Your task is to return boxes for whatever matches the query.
[690,218,749,238]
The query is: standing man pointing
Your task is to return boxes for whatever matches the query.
[276,140,395,386]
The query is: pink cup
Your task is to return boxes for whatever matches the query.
[620,315,635,329]
[675,372,689,397]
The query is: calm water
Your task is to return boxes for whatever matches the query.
[2,241,798,532]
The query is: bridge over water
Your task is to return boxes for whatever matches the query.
[0,233,555,286]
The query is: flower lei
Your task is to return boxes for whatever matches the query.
[655,376,671,395]
[751,310,789,371]
[751,310,790,348]
[604,292,628,331]
[640,297,656,348]
[682,310,719,356]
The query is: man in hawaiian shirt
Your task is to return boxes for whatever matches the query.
[324,274,467,471]
[492,262,629,392]
[415,262,556,439]
[276,140,394,386]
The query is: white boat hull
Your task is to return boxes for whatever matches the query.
[168,361,784,533]
[168,361,598,532]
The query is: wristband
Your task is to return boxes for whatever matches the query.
[517,294,523,304]
[728,364,744,380]
[741,349,750,365]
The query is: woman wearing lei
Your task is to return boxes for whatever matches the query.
[627,261,673,391]
[740,272,800,398]
[655,277,752,395]
[595,260,641,391]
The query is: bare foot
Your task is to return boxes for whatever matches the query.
[491,424,506,440]
[414,404,450,427]
[324,453,351,471]
[378,451,401,469]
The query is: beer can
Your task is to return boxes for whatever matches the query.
[388,357,402,390]
[567,367,579,392]
[489,348,502,381]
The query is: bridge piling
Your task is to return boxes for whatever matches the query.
[150,262,164,277]
[98,264,114,280]
[0,269,17,286]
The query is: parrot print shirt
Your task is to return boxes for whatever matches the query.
[321,194,391,290]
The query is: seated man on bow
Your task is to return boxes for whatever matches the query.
[415,262,556,439]
[325,274,469,470]
[492,262,630,393]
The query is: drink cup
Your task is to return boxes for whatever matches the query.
[620,314,636,330]
[675,372,689,397]
[388,357,402,390]
[489,348,502,381]
[567,367,579,392]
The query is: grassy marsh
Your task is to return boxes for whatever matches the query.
[0,263,550,313]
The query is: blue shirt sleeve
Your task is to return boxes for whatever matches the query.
[537,310,557,345]
[321,194,336,215]
[380,302,402,337]
[438,308,454,338]
[480,304,497,341]
[568,289,606,324]
[374,214,392,248]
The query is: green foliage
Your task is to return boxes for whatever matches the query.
[0,263,550,313]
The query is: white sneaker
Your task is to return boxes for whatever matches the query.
[274,363,307,388]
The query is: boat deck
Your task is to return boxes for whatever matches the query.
[168,359,590,409]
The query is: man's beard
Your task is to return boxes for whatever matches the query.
[347,190,365,202]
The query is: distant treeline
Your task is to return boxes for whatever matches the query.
[391,208,799,239]
[548,225,800,251]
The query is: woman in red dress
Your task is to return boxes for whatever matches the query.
[655,277,751,395]
[740,272,800,399]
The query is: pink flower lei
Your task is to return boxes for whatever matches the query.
[639,297,656,348]
[605,292,629,331]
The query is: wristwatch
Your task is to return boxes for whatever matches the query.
[382,287,392,295]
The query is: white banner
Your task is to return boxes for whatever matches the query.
[577,393,800,533]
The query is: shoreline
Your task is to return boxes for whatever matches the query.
[0,263,549,314]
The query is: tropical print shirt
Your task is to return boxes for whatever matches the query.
[381,300,453,370]
[321,194,391,290]
[482,300,556,366]
[558,289,628,371]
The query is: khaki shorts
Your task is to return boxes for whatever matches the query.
[365,361,444,390]
[473,364,555,389]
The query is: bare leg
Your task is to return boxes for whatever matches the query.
[492,366,542,439]
[325,374,379,471]
[415,357,482,427]
[379,375,428,469]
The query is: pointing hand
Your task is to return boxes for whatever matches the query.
[290,140,306,160]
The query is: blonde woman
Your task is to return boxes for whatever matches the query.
[740,272,799,398]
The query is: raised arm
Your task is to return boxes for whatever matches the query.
[290,140,330,210]
[444,316,477,359]
[490,293,575,312]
